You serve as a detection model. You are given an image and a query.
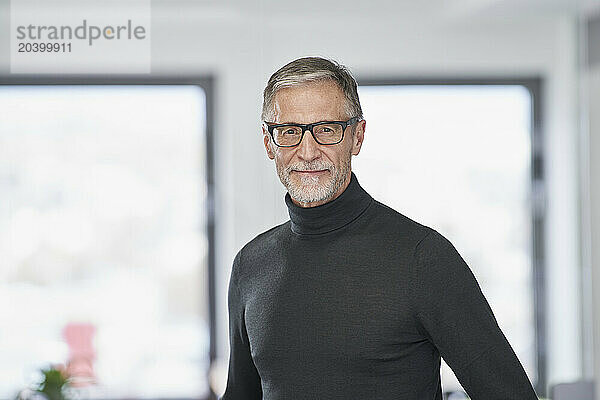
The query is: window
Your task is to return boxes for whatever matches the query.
[0,84,212,398]
[355,82,542,394]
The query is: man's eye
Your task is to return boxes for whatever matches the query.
[283,129,298,135]
[321,127,332,133]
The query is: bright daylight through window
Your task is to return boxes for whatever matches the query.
[0,85,209,399]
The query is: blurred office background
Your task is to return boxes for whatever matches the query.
[1,0,600,399]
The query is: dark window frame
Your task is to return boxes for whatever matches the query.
[358,77,546,397]
[0,74,218,400]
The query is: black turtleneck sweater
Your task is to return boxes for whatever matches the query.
[221,171,538,400]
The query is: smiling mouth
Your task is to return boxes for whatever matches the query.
[294,169,328,174]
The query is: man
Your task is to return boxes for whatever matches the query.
[221,57,538,399]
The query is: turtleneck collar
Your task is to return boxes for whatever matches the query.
[284,171,374,235]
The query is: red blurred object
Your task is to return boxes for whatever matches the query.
[62,323,96,387]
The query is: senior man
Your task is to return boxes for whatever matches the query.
[221,57,538,399]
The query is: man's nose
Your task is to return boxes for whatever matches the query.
[296,129,321,161]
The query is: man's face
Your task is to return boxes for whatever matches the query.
[262,80,365,208]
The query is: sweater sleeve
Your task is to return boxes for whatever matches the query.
[221,252,263,400]
[411,229,538,399]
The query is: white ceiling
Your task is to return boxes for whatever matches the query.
[445,0,600,18]
[152,0,600,25]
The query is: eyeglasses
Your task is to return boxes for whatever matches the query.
[263,116,360,147]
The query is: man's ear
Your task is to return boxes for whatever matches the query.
[263,127,275,160]
[351,119,366,156]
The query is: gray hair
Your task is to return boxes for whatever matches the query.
[261,57,363,122]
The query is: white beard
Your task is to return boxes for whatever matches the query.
[275,148,352,205]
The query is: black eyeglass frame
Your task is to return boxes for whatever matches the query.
[263,116,360,147]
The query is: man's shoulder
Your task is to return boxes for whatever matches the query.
[235,220,290,264]
[249,219,289,246]
[368,198,433,243]
[368,200,463,273]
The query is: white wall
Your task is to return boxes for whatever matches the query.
[0,0,586,395]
